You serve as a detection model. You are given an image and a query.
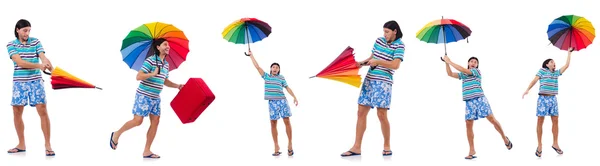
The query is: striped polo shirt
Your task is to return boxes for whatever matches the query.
[262,71,288,100]
[458,68,485,101]
[536,68,561,95]
[365,37,405,84]
[136,55,169,99]
[6,37,44,82]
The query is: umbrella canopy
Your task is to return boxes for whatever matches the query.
[416,16,471,61]
[547,15,595,51]
[43,67,102,90]
[309,46,362,88]
[121,22,190,72]
[222,18,272,56]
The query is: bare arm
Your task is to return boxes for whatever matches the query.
[11,54,43,69]
[446,63,459,79]
[285,86,297,99]
[136,69,157,81]
[559,51,572,75]
[248,53,265,77]
[522,76,540,98]
[164,78,181,89]
[448,61,472,75]
[377,59,402,70]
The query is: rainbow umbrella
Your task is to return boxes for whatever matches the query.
[309,46,362,88]
[416,16,471,61]
[547,15,595,52]
[121,22,190,73]
[43,67,102,90]
[222,18,272,56]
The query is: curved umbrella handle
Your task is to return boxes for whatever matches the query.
[244,52,250,56]
[440,57,445,62]
[43,69,52,75]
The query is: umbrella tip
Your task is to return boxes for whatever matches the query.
[309,76,316,79]
[96,87,103,90]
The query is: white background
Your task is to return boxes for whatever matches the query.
[1,0,598,165]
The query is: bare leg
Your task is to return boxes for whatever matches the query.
[283,117,293,155]
[536,116,545,156]
[112,115,144,149]
[341,105,370,156]
[377,108,391,155]
[35,104,54,155]
[550,116,562,154]
[143,114,160,158]
[485,114,511,148]
[270,120,280,155]
[7,106,26,153]
[465,120,476,158]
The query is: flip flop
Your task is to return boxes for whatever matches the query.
[272,151,282,156]
[551,146,563,155]
[288,150,294,156]
[46,150,55,156]
[143,154,160,158]
[110,132,118,150]
[464,155,477,160]
[341,151,361,157]
[7,148,26,153]
[383,150,392,156]
[535,149,542,157]
[505,137,513,150]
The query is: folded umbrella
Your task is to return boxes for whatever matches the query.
[43,66,102,90]
[309,46,362,88]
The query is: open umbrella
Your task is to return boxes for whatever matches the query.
[547,15,595,51]
[309,46,362,88]
[416,16,471,61]
[222,18,272,56]
[121,22,190,73]
[42,67,102,90]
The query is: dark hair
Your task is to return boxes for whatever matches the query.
[270,62,280,75]
[14,19,31,38]
[152,38,167,55]
[383,20,403,41]
[542,58,553,69]
[467,57,479,69]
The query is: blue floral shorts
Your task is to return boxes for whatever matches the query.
[11,80,47,107]
[465,96,493,120]
[357,79,393,109]
[269,99,291,120]
[537,95,558,117]
[132,93,161,117]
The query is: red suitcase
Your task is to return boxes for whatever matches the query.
[170,78,215,124]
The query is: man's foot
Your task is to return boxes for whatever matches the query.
[45,150,55,156]
[535,147,542,157]
[551,145,563,155]
[143,152,160,158]
[272,145,281,156]
[383,150,392,156]
[504,136,513,150]
[110,132,118,150]
[464,151,476,159]
[7,147,26,153]
[341,148,361,157]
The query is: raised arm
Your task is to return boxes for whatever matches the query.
[444,55,472,75]
[247,51,265,77]
[445,62,459,79]
[559,49,572,75]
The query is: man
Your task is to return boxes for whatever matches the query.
[6,19,55,156]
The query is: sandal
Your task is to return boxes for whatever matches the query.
[341,151,361,157]
[143,153,160,158]
[535,148,542,157]
[46,150,55,156]
[464,154,477,160]
[7,148,26,153]
[383,150,392,156]
[551,146,563,155]
[288,150,294,156]
[505,136,513,150]
[272,151,282,156]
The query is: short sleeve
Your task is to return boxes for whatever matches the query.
[262,71,268,79]
[35,40,45,55]
[556,69,563,76]
[7,43,17,59]
[458,72,466,80]
[281,76,288,87]
[140,58,154,74]
[536,69,544,78]
[393,44,405,61]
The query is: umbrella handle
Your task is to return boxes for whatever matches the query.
[43,70,51,75]
[244,52,250,56]
[440,57,445,62]
[360,61,377,70]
